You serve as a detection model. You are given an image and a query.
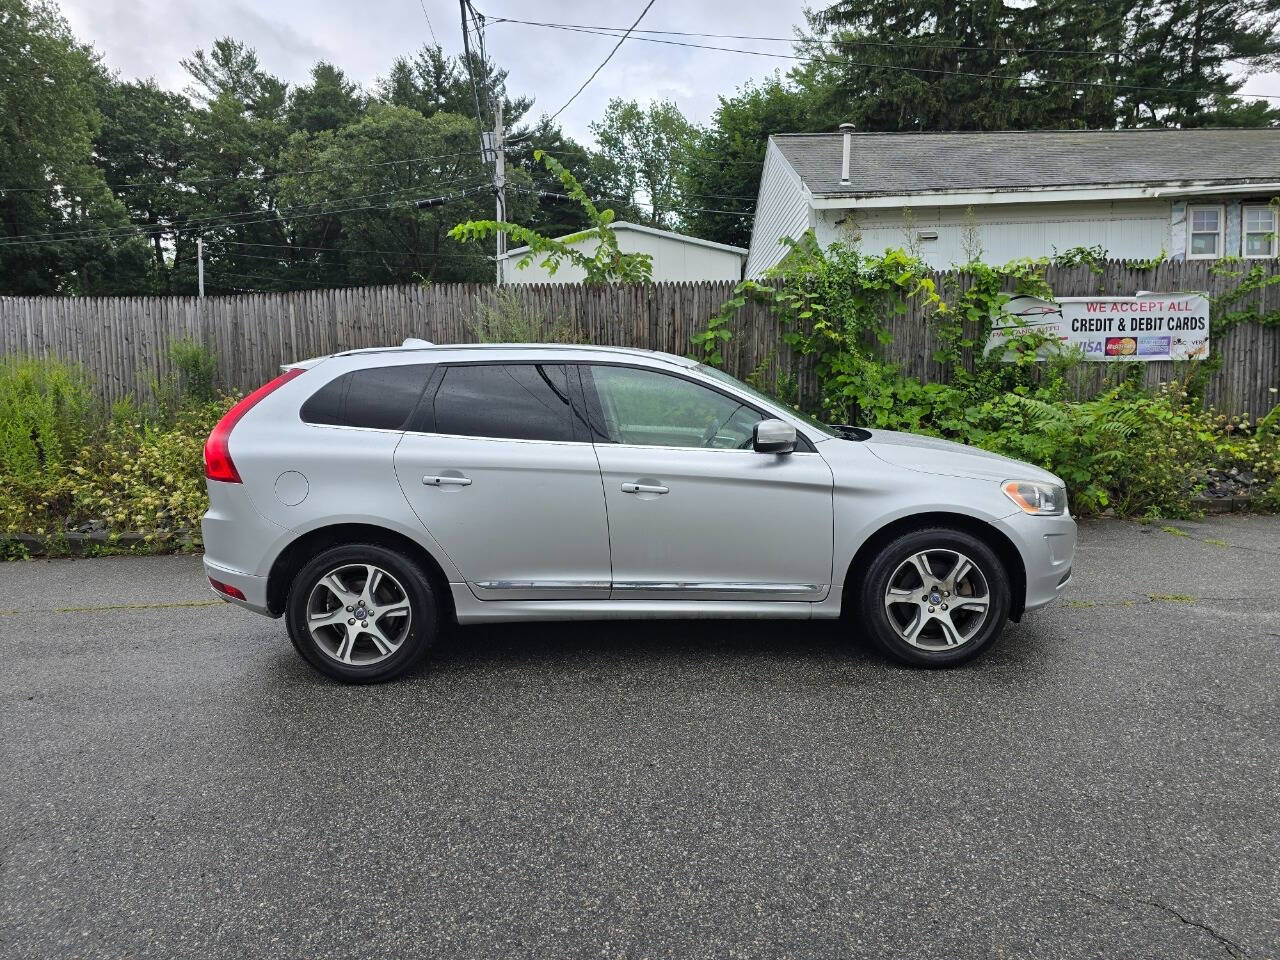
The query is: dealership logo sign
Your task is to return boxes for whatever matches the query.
[987,294,1210,362]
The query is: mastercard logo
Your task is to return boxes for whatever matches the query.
[1105,337,1138,356]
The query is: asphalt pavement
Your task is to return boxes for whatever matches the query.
[1,516,1277,959]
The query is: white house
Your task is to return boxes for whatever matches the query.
[746,128,1280,275]
[499,221,747,284]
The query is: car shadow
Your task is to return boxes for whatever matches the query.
[425,613,1064,675]
[425,617,876,673]
[249,612,1062,691]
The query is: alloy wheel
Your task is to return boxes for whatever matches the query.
[306,563,412,666]
[883,549,991,651]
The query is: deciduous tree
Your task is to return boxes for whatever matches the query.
[590,98,700,229]
[680,76,812,247]
[0,0,148,294]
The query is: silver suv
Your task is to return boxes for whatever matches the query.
[202,343,1075,682]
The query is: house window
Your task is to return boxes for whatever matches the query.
[1187,205,1224,259]
[1242,204,1277,258]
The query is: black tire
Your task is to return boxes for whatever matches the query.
[285,543,438,683]
[857,526,1011,668]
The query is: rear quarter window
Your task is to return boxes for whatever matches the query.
[300,364,432,430]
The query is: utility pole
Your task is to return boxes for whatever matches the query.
[493,99,505,286]
[197,237,205,298]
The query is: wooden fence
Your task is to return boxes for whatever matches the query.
[1,261,1277,417]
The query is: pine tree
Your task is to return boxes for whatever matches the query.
[796,0,1280,131]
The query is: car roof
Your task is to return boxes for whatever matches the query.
[319,342,700,369]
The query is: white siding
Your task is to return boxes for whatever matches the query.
[812,199,1173,268]
[745,139,812,277]
[501,225,745,284]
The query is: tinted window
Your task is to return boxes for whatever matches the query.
[300,364,430,430]
[587,365,764,448]
[433,364,573,441]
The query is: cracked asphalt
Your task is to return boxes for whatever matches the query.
[2,516,1278,959]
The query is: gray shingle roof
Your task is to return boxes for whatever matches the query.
[772,128,1280,197]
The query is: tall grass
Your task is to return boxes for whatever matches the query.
[0,356,98,480]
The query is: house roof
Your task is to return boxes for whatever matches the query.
[501,221,748,259]
[772,128,1280,198]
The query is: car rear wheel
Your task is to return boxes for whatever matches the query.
[285,543,438,683]
[859,527,1011,667]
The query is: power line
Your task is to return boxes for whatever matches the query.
[0,179,490,245]
[513,185,754,218]
[222,239,487,261]
[529,176,758,203]
[509,0,657,144]
[0,185,491,249]
[416,0,440,46]
[459,0,490,162]
[490,16,1273,63]
[0,149,480,195]
[0,192,398,246]
[210,269,329,290]
[511,138,773,173]
[494,19,1280,105]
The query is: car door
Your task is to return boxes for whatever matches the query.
[393,362,612,601]
[580,363,835,602]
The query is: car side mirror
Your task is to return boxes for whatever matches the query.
[753,419,796,454]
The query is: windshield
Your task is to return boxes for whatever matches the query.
[695,364,835,437]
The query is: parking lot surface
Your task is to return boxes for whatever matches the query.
[2,516,1278,959]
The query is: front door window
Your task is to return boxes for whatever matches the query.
[588,364,764,449]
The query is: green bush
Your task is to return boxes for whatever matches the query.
[962,383,1277,517]
[65,398,228,536]
[697,236,1280,518]
[0,354,234,549]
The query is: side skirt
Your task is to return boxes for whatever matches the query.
[449,583,845,625]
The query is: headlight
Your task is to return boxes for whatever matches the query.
[1002,480,1067,516]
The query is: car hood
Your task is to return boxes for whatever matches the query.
[859,429,1063,485]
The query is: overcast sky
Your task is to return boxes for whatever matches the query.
[59,0,813,143]
[60,0,1280,146]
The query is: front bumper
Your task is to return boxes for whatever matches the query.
[994,510,1077,613]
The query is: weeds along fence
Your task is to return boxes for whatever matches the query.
[0,261,1277,417]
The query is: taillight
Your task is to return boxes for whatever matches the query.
[203,367,305,483]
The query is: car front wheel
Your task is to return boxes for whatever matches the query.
[859,527,1011,667]
[285,543,438,683]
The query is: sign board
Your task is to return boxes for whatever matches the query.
[988,294,1210,361]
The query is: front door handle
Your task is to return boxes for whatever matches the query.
[621,482,669,495]
[423,475,472,486]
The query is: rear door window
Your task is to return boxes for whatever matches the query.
[431,363,574,441]
[300,364,431,430]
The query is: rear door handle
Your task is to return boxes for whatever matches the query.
[423,475,472,486]
[621,482,669,495]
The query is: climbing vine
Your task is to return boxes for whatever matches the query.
[1209,257,1280,331]
[694,233,1064,426]
[691,233,1280,518]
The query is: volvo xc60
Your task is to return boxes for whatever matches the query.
[202,343,1075,682]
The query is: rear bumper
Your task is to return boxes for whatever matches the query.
[995,510,1077,614]
[203,557,273,616]
[201,479,285,618]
